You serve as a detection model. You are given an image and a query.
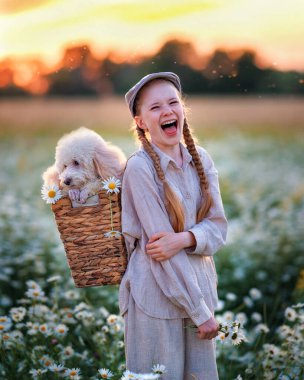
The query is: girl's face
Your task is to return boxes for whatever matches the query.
[134,80,184,152]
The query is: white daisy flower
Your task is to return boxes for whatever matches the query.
[121,370,139,379]
[249,288,262,300]
[107,314,118,325]
[102,325,109,333]
[215,299,225,311]
[49,363,65,373]
[39,355,53,368]
[255,323,270,334]
[26,280,41,290]
[41,184,63,204]
[29,368,48,378]
[251,312,262,322]
[61,345,75,358]
[65,368,81,379]
[223,311,234,322]
[216,331,227,343]
[226,292,237,301]
[46,275,62,283]
[25,288,45,301]
[151,364,167,375]
[99,307,110,318]
[235,312,248,326]
[231,332,247,346]
[74,302,90,313]
[0,316,12,332]
[243,296,254,308]
[102,177,121,194]
[98,368,114,378]
[63,290,80,300]
[284,307,297,321]
[10,307,26,322]
[104,230,122,238]
[54,323,68,337]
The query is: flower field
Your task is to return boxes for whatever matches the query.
[0,98,303,379]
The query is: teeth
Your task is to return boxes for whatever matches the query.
[162,120,176,126]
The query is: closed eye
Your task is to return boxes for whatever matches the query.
[151,106,159,110]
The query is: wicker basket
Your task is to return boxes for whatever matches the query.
[51,191,128,288]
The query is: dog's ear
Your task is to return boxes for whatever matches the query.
[93,143,126,180]
[42,165,60,187]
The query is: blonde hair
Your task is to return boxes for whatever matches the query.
[133,82,213,232]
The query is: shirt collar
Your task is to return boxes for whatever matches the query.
[142,141,193,172]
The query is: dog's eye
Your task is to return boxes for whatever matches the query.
[63,164,67,169]
[74,160,79,166]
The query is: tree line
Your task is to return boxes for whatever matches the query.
[1,39,303,96]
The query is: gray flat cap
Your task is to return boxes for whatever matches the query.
[125,72,182,117]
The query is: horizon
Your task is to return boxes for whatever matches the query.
[1,0,304,71]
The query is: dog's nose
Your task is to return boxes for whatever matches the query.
[64,178,72,186]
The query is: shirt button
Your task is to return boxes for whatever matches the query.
[184,192,191,199]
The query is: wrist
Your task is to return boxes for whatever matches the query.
[178,231,196,250]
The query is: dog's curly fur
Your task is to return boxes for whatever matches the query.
[42,127,126,203]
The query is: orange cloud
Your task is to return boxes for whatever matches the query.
[0,0,52,14]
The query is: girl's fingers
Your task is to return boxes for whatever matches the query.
[146,247,161,255]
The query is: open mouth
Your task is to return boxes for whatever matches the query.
[161,119,178,136]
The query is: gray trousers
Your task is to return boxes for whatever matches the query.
[123,292,219,380]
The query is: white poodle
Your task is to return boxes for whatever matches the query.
[43,127,126,204]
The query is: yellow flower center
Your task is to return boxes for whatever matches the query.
[101,375,108,379]
[108,182,116,190]
[0,325,4,330]
[3,334,9,340]
[70,370,77,376]
[0,317,6,322]
[48,190,56,198]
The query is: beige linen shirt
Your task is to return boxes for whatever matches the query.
[119,142,228,327]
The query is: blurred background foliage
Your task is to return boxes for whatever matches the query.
[1,39,303,97]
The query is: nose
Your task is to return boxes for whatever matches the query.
[162,104,174,115]
[64,178,72,186]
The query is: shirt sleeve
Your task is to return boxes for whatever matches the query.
[185,146,228,256]
[121,154,213,326]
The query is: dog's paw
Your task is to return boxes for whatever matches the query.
[79,188,90,204]
[69,189,81,201]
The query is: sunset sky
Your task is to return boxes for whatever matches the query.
[1,0,304,70]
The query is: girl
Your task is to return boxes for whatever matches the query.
[119,72,228,380]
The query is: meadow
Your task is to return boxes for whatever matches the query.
[0,97,303,380]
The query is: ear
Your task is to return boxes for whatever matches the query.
[42,165,60,187]
[93,143,126,180]
[134,116,147,131]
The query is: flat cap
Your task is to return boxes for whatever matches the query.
[125,72,182,117]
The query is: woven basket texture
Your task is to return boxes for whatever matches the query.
[51,191,127,287]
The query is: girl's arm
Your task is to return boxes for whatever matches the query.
[185,146,228,256]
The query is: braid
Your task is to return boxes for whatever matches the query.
[183,118,213,221]
[136,126,185,232]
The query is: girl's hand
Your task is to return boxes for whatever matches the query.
[197,316,219,340]
[146,231,196,261]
